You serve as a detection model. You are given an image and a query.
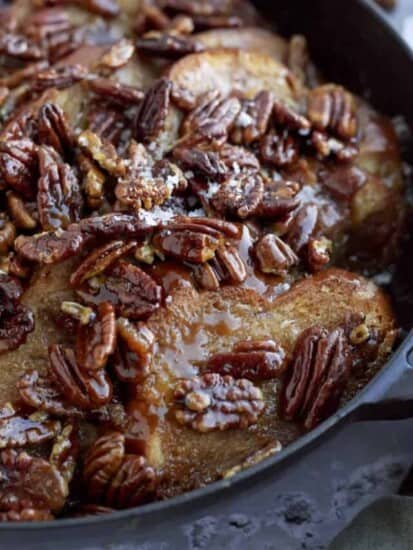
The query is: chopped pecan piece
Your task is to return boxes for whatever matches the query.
[78,130,125,177]
[0,449,67,515]
[211,171,264,219]
[83,431,156,508]
[115,142,187,211]
[174,373,265,432]
[135,78,172,143]
[281,327,353,429]
[87,106,126,146]
[0,304,34,353]
[0,139,38,198]
[88,78,144,106]
[0,32,44,61]
[15,227,84,264]
[0,407,60,449]
[99,39,135,69]
[37,103,74,158]
[37,146,82,231]
[182,91,241,145]
[70,240,137,288]
[231,91,274,145]
[307,236,332,272]
[77,260,162,319]
[206,340,287,381]
[257,179,300,219]
[76,302,116,371]
[311,131,358,161]
[136,31,204,59]
[49,345,112,409]
[307,85,357,141]
[260,129,299,168]
[255,234,298,275]
[33,64,88,93]
[49,422,78,486]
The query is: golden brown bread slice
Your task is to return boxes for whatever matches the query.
[196,27,288,61]
[138,268,396,496]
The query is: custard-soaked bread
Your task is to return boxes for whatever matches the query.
[138,268,396,495]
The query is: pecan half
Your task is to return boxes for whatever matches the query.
[99,39,135,69]
[136,31,204,59]
[88,78,144,106]
[15,227,84,264]
[49,345,112,409]
[77,260,162,320]
[78,213,158,241]
[182,91,241,145]
[76,302,116,371]
[231,91,274,145]
[307,85,357,141]
[286,203,319,254]
[255,234,299,276]
[257,179,300,219]
[37,146,82,231]
[33,64,88,93]
[272,98,311,132]
[135,78,172,143]
[18,370,83,418]
[174,373,265,432]
[206,340,287,381]
[37,103,74,158]
[70,240,137,287]
[0,407,60,449]
[281,327,353,429]
[83,431,156,507]
[171,216,240,238]
[211,171,264,219]
[260,130,299,168]
[193,243,246,290]
[0,304,34,353]
[115,317,154,381]
[87,106,126,146]
[0,449,67,515]
[0,139,38,198]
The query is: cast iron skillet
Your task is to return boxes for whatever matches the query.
[2,1,413,548]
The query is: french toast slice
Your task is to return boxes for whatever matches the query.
[137,268,396,496]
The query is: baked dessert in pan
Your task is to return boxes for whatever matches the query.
[0,0,404,520]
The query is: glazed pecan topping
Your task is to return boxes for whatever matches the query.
[182,91,241,145]
[83,431,156,508]
[255,234,299,276]
[260,130,299,168]
[136,31,204,59]
[135,78,172,143]
[281,327,353,429]
[70,240,137,287]
[0,406,60,449]
[0,304,34,353]
[0,449,67,515]
[0,32,44,61]
[174,373,265,432]
[0,139,38,198]
[206,340,287,381]
[37,103,74,158]
[115,142,187,211]
[231,91,274,145]
[15,227,84,264]
[37,146,82,231]
[77,260,162,320]
[257,179,300,219]
[33,64,88,93]
[76,302,116,371]
[307,85,357,141]
[78,213,158,241]
[88,78,144,106]
[211,171,264,219]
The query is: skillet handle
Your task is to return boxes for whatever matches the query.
[351,333,413,422]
